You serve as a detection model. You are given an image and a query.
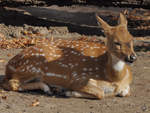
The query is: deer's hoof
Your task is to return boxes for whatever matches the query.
[117,85,130,97]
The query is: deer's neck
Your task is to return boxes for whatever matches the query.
[106,52,126,82]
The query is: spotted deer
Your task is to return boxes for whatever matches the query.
[2,13,137,99]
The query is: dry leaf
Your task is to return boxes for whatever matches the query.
[22,31,28,35]
[0,59,5,63]
[0,34,6,40]
[2,96,7,100]
[7,53,12,57]
[0,37,104,49]
[144,67,150,69]
[31,99,40,107]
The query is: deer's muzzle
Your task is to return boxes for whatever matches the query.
[125,54,137,63]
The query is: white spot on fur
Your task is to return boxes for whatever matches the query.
[39,49,43,52]
[31,67,38,73]
[95,74,99,77]
[81,73,86,76]
[31,53,35,56]
[42,83,51,94]
[82,76,86,79]
[35,53,40,56]
[95,67,99,70]
[21,68,25,72]
[83,68,88,71]
[76,78,80,81]
[90,56,95,58]
[46,72,66,79]
[40,53,45,56]
[82,59,86,62]
[89,72,93,75]
[25,60,29,64]
[72,71,78,77]
[89,68,93,71]
[75,63,79,66]
[113,60,125,72]
[18,87,23,91]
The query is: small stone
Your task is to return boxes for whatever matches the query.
[141,104,148,112]
[5,105,11,109]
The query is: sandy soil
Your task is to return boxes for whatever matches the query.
[0,5,150,113]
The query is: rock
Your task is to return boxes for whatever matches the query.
[49,27,69,35]
[141,104,148,112]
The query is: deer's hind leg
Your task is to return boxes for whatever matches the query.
[18,82,52,95]
[2,75,21,91]
[2,74,52,95]
[2,73,25,91]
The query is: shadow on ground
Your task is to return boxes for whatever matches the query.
[0,7,150,36]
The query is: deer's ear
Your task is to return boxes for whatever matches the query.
[118,13,127,26]
[96,14,112,34]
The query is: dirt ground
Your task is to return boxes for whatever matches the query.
[0,5,150,113]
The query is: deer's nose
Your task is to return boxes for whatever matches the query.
[125,53,137,63]
[129,54,137,62]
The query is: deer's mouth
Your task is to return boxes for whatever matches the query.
[125,58,134,64]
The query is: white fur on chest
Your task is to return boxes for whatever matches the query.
[113,60,125,72]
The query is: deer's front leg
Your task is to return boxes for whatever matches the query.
[65,91,97,99]
[75,79,104,99]
[112,81,130,97]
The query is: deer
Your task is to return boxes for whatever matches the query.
[2,13,137,99]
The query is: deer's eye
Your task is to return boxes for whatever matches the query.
[114,42,121,46]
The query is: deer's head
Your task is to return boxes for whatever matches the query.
[96,13,137,63]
